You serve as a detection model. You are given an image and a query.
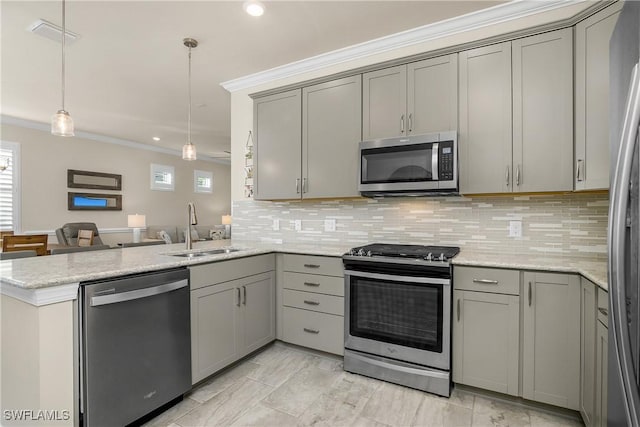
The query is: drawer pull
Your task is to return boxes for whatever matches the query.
[303,328,320,334]
[598,307,608,317]
[473,279,499,285]
[303,264,320,269]
[304,300,320,306]
[304,282,320,287]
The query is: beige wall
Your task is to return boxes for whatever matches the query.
[1,124,231,245]
[229,2,592,202]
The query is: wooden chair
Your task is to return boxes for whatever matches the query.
[77,230,94,247]
[2,234,48,256]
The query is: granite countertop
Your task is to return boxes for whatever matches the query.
[0,240,353,290]
[0,239,607,292]
[453,249,608,291]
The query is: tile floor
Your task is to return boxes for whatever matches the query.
[143,342,584,427]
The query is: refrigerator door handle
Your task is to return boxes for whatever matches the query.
[609,62,640,427]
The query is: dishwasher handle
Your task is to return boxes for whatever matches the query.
[90,279,188,307]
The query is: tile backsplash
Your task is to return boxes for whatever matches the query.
[232,193,608,259]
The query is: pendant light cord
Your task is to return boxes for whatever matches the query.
[61,0,66,112]
[187,46,192,145]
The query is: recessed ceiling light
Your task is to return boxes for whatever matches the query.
[27,19,79,44]
[243,1,265,17]
[152,137,160,141]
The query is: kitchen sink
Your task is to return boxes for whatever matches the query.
[168,248,241,258]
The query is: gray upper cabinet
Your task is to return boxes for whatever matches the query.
[459,42,513,194]
[302,75,362,198]
[407,55,458,135]
[254,89,302,200]
[512,28,574,193]
[522,271,580,410]
[575,2,623,191]
[363,65,407,140]
[363,54,458,140]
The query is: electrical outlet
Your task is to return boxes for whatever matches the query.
[272,219,279,231]
[324,219,336,232]
[509,220,522,238]
[294,220,302,231]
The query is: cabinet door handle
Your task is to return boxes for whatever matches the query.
[400,114,405,134]
[528,281,532,307]
[303,282,320,287]
[303,177,308,193]
[506,167,510,187]
[296,178,300,194]
[457,299,460,322]
[242,285,247,305]
[408,113,413,133]
[303,328,319,334]
[473,279,499,285]
[516,165,521,187]
[303,264,320,269]
[598,307,609,317]
[236,288,241,307]
[303,300,320,306]
[576,159,584,182]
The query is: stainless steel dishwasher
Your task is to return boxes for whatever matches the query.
[80,268,191,427]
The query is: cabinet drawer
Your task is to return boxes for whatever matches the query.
[283,272,344,296]
[597,287,608,328]
[283,254,343,277]
[190,254,275,290]
[454,266,520,295]
[283,289,344,316]
[282,307,344,355]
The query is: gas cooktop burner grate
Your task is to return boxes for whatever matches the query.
[347,243,460,261]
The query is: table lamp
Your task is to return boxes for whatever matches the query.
[222,215,232,239]
[128,214,146,243]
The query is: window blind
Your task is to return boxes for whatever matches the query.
[0,148,14,231]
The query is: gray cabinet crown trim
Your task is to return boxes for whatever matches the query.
[247,1,609,100]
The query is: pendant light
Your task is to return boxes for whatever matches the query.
[51,0,74,136]
[182,38,198,161]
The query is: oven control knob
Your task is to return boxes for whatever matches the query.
[426,253,433,261]
[357,249,365,256]
[366,250,372,257]
[439,253,446,261]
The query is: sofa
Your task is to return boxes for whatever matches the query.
[145,225,226,244]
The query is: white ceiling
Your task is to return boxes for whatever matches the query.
[1,1,505,159]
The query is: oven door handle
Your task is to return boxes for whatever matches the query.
[344,270,450,286]
[346,350,450,380]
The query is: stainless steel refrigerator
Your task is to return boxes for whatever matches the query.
[609,1,640,425]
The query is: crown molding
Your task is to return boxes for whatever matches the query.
[221,0,587,93]
[1,115,230,165]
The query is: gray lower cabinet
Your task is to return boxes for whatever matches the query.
[254,89,302,200]
[277,254,344,355]
[190,255,275,384]
[458,42,513,194]
[522,272,581,410]
[512,28,573,193]
[580,278,598,426]
[453,266,520,395]
[594,287,608,427]
[302,75,362,198]
[575,2,623,191]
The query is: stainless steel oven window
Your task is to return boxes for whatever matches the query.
[348,273,444,352]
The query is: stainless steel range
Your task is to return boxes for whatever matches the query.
[343,243,460,397]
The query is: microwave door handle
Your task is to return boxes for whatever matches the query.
[431,143,439,181]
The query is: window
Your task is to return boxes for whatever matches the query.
[150,164,175,191]
[0,141,21,232]
[194,170,213,193]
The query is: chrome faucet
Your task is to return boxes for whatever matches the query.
[186,202,198,250]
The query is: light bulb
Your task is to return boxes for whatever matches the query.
[182,142,197,161]
[243,1,265,17]
[51,110,74,136]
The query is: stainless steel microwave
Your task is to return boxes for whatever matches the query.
[358,131,458,197]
